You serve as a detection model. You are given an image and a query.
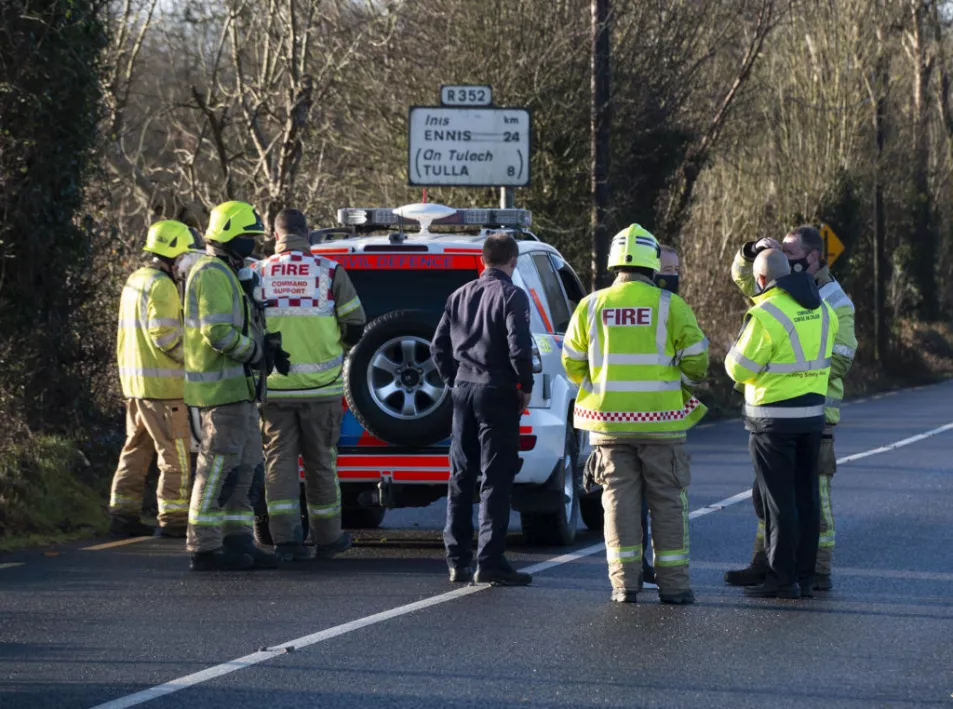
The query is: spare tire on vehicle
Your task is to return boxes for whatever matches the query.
[344,309,452,448]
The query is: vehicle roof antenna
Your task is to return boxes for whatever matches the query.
[391,211,407,244]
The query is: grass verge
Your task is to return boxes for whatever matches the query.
[0,435,108,552]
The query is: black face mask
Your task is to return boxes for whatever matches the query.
[788,257,810,274]
[655,273,679,294]
[229,237,256,259]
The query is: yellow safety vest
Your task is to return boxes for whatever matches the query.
[725,285,837,427]
[732,250,856,425]
[562,278,709,434]
[256,251,349,400]
[183,255,257,407]
[116,266,184,400]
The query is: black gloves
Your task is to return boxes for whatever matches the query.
[263,332,292,376]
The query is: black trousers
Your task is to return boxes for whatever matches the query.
[748,430,822,586]
[444,382,521,571]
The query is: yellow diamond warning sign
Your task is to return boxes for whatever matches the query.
[820,224,845,266]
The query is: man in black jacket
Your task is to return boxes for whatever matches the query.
[431,232,534,586]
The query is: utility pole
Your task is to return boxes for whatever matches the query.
[872,42,890,363]
[591,0,611,290]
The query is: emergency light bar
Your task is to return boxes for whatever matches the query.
[336,206,532,229]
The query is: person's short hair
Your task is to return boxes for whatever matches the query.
[483,231,519,267]
[660,244,677,256]
[754,248,790,283]
[788,225,824,256]
[275,208,308,237]
[617,266,656,280]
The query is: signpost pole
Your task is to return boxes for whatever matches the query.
[500,187,514,209]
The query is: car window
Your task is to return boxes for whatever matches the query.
[551,255,587,311]
[531,253,572,334]
[346,269,478,323]
[516,254,554,333]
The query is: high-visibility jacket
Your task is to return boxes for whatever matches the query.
[725,275,838,432]
[116,266,184,399]
[183,255,259,407]
[561,274,710,435]
[254,249,363,400]
[732,247,856,424]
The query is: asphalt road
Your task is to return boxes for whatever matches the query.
[2,381,952,709]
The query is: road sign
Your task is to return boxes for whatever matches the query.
[820,223,845,266]
[440,85,492,106]
[408,106,531,187]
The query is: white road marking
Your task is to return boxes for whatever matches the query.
[82,537,151,551]
[0,562,25,570]
[837,422,953,464]
[89,419,953,709]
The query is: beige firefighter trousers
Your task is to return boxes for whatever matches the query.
[110,399,191,526]
[261,399,343,546]
[753,424,836,574]
[187,401,262,553]
[593,440,692,594]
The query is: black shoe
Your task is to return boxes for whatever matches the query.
[724,551,768,586]
[474,566,533,586]
[659,589,695,605]
[799,582,815,599]
[275,543,316,562]
[744,581,800,599]
[110,516,154,538]
[224,534,279,569]
[449,566,473,583]
[154,524,187,539]
[189,548,254,571]
[642,560,656,585]
[313,532,352,559]
[813,574,833,591]
[611,589,637,603]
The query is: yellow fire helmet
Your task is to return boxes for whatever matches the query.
[607,224,661,272]
[144,220,196,259]
[205,201,266,244]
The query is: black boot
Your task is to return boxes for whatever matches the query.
[744,578,799,599]
[275,543,316,562]
[224,534,279,569]
[659,589,696,605]
[154,524,187,539]
[313,532,353,559]
[110,516,154,538]
[724,550,768,587]
[474,563,532,586]
[189,548,254,571]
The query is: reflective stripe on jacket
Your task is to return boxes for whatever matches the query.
[816,269,857,424]
[256,251,350,400]
[183,255,258,407]
[116,266,184,399]
[724,276,838,432]
[732,246,857,424]
[561,274,710,434]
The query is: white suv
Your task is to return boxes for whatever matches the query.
[256,204,597,546]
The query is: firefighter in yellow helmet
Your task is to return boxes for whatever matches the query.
[183,201,287,571]
[562,225,709,604]
[110,220,194,538]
